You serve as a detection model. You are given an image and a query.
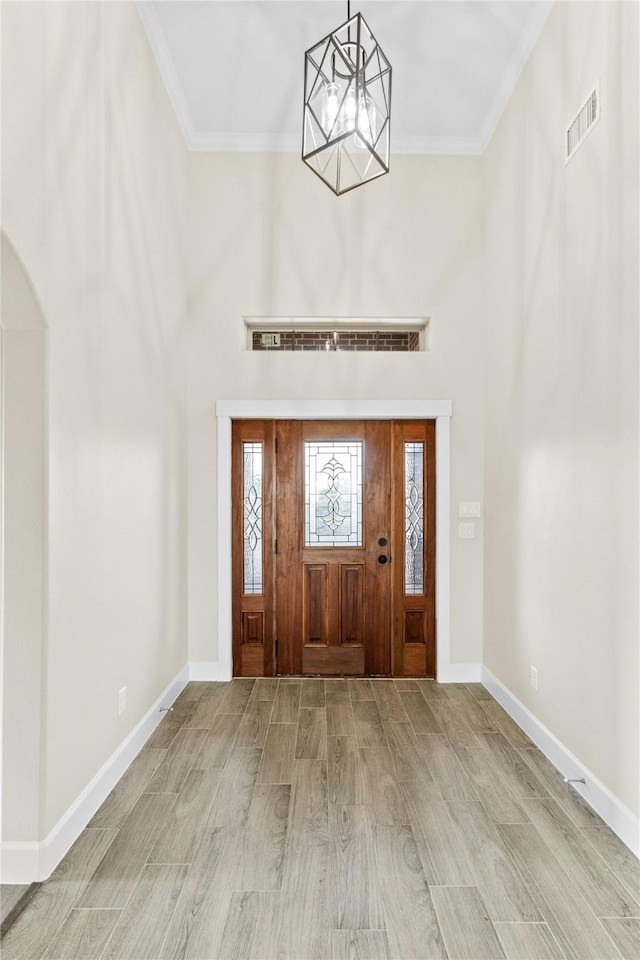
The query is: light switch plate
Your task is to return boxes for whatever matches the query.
[458,522,476,539]
[459,501,482,518]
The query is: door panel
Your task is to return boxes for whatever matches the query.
[232,418,436,678]
[276,421,391,676]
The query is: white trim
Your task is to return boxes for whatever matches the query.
[135,0,552,159]
[188,131,485,157]
[481,667,640,858]
[216,399,453,681]
[0,667,189,884]
[479,1,554,153]
[188,661,230,682]
[438,662,482,684]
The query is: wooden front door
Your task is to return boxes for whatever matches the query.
[232,419,435,677]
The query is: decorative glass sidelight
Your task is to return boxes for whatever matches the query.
[305,441,363,546]
[404,442,424,594]
[243,442,263,594]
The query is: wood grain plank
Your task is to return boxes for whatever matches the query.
[600,919,640,960]
[325,679,351,704]
[371,681,409,722]
[480,733,550,799]
[249,678,279,701]
[41,908,120,960]
[349,679,374,700]
[453,742,531,823]
[218,678,256,713]
[239,784,291,890]
[145,728,208,793]
[521,798,639,918]
[494,922,566,959]
[352,700,386,748]
[147,768,223,864]
[415,680,450,700]
[330,804,384,931]
[206,747,262,827]
[452,691,500,733]
[332,929,391,959]
[101,864,190,960]
[518,747,640,901]
[192,712,242,769]
[428,699,484,745]
[279,840,331,959]
[446,800,542,921]
[499,823,623,960]
[480,700,533,748]
[300,678,326,707]
[287,758,329,846]
[399,691,443,734]
[173,682,209,706]
[88,749,166,828]
[465,683,493,701]
[158,823,240,960]
[271,680,301,722]
[401,780,475,886]
[418,734,479,802]
[327,701,356,737]
[384,722,437,784]
[217,891,281,960]
[0,830,118,960]
[360,748,408,826]
[183,685,227,728]
[144,718,182,751]
[430,885,506,959]
[295,707,327,759]
[258,722,297,783]
[328,736,363,804]
[393,679,419,691]
[373,824,446,959]
[235,698,274,748]
[78,794,176,909]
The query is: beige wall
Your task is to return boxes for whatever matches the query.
[1,1,189,837]
[483,1,639,814]
[186,152,486,669]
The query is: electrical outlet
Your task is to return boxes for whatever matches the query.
[118,686,127,715]
[458,522,476,539]
[530,666,538,691]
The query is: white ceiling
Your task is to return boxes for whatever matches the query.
[137,0,553,155]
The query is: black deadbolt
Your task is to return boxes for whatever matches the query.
[378,537,388,547]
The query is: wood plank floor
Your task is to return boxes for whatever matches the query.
[2,680,639,960]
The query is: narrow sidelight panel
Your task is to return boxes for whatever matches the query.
[243,442,263,594]
[404,442,424,595]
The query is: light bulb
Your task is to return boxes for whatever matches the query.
[355,91,376,149]
[323,82,340,134]
[345,87,357,125]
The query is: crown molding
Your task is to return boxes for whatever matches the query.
[137,0,553,159]
[479,0,555,153]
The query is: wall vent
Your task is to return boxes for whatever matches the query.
[565,81,600,164]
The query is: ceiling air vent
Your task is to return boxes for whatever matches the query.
[565,81,600,164]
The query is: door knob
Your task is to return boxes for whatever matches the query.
[377,554,388,565]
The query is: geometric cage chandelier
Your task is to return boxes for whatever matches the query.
[302,2,392,195]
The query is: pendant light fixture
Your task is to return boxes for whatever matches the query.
[302,2,392,195]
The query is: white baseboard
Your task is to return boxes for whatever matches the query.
[438,662,482,683]
[0,666,189,884]
[188,660,232,681]
[481,667,640,858]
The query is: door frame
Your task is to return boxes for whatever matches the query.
[216,399,453,680]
